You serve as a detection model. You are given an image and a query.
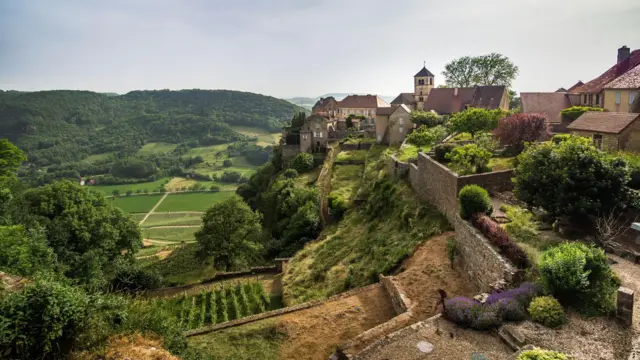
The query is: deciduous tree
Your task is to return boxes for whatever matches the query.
[449,108,507,138]
[494,113,549,153]
[443,53,519,88]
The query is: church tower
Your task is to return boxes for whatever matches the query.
[414,64,434,110]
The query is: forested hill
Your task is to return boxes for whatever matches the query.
[0,89,304,166]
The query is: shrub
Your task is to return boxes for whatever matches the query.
[433,143,457,163]
[470,303,502,330]
[551,134,570,144]
[503,206,539,245]
[485,282,538,308]
[560,106,603,121]
[449,108,508,137]
[223,159,233,167]
[446,237,457,268]
[493,113,549,153]
[472,215,530,268]
[458,185,492,220]
[444,297,480,326]
[517,348,568,360]
[538,242,619,315]
[290,152,314,173]
[111,258,162,292]
[528,296,565,328]
[328,194,348,221]
[406,125,448,147]
[474,132,498,153]
[410,110,444,127]
[282,168,298,179]
[446,144,492,174]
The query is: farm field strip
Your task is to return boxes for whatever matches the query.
[139,193,168,225]
[142,226,199,242]
[108,194,164,214]
[155,191,236,212]
[141,213,203,228]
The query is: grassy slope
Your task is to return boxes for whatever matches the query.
[108,194,163,213]
[155,191,236,212]
[282,145,450,304]
[231,125,282,146]
[142,227,198,242]
[329,165,364,204]
[138,142,178,154]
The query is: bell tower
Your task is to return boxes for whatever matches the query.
[414,62,434,110]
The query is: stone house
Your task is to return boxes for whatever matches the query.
[390,93,417,111]
[336,95,389,128]
[603,64,640,113]
[300,114,335,153]
[311,97,338,118]
[413,66,435,110]
[423,85,509,114]
[520,92,581,132]
[375,104,412,145]
[567,112,640,152]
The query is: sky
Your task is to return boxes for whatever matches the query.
[1,0,639,99]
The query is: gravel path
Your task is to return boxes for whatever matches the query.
[139,193,168,225]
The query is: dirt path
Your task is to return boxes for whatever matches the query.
[139,193,168,225]
[143,225,200,229]
[394,232,477,320]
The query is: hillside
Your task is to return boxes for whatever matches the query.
[283,93,395,108]
[0,89,304,167]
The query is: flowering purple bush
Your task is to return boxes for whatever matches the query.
[444,297,480,326]
[471,215,530,268]
[496,298,527,321]
[485,283,537,307]
[470,303,502,330]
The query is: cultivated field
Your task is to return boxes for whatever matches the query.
[142,227,198,242]
[155,191,236,212]
[231,125,281,146]
[109,194,164,213]
[89,178,169,196]
[141,213,203,227]
[138,142,178,154]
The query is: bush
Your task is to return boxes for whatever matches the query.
[560,106,603,121]
[517,348,568,360]
[449,108,508,137]
[290,152,314,173]
[446,237,457,268]
[503,206,539,245]
[551,134,570,144]
[493,113,549,153]
[410,110,444,127]
[473,215,530,268]
[458,185,492,220]
[433,143,457,163]
[328,194,348,221]
[528,296,565,328]
[538,242,619,315]
[223,159,233,167]
[446,144,492,175]
[444,297,501,330]
[282,168,298,179]
[406,125,448,147]
[111,258,163,292]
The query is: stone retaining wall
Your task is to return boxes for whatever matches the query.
[145,266,279,297]
[185,283,381,337]
[388,155,410,178]
[379,274,412,314]
[459,169,515,194]
[282,144,299,158]
[335,160,366,165]
[341,142,374,151]
[454,216,519,292]
[409,163,419,188]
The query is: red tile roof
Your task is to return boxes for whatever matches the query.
[423,86,507,114]
[582,50,640,93]
[605,64,640,89]
[337,95,389,109]
[566,81,585,93]
[567,112,640,134]
[521,92,572,124]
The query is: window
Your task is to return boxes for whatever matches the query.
[314,131,323,138]
[398,117,404,125]
[616,92,621,104]
[593,134,603,149]
[589,94,593,105]
[419,96,424,102]
[429,78,433,85]
[595,94,600,105]
[420,90,423,95]
[584,94,588,104]
[302,134,308,140]
[399,126,404,134]
[630,92,636,105]
[418,79,424,85]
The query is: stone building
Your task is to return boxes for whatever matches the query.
[603,65,640,113]
[567,111,640,152]
[336,95,389,128]
[311,97,338,117]
[413,66,435,110]
[375,104,412,145]
[423,85,509,114]
[300,114,335,153]
[390,93,417,111]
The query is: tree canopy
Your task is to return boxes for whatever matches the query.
[442,53,519,88]
[449,108,508,137]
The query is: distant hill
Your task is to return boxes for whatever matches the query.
[284,93,396,108]
[0,89,305,167]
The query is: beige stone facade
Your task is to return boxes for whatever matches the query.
[603,89,638,113]
[571,119,640,152]
[300,115,334,153]
[375,105,411,145]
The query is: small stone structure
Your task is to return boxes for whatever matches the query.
[617,286,634,328]
[454,216,519,292]
[341,141,374,151]
[274,258,291,273]
[379,274,412,314]
[282,144,300,158]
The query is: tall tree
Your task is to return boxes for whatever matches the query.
[0,139,26,179]
[195,195,263,270]
[442,53,519,88]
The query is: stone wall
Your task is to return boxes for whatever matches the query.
[458,169,515,193]
[388,155,410,178]
[282,144,299,158]
[409,163,419,188]
[414,153,460,222]
[454,216,519,292]
[341,142,374,151]
[379,274,412,315]
[617,286,634,328]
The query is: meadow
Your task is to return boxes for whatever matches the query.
[137,142,178,154]
[141,213,203,227]
[89,178,169,196]
[329,165,364,204]
[109,194,163,213]
[231,125,281,146]
[142,227,199,242]
[155,191,236,212]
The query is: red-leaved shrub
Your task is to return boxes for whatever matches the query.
[472,215,529,268]
[493,113,549,153]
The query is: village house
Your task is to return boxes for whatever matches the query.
[311,96,338,118]
[375,104,412,145]
[299,114,335,154]
[335,94,389,129]
[603,64,640,113]
[567,112,640,152]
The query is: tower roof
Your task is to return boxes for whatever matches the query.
[414,66,434,77]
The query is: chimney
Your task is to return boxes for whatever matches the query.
[618,46,631,63]
[453,88,458,96]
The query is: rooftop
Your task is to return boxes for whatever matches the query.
[338,95,390,109]
[567,111,640,134]
[605,64,640,89]
[414,66,435,77]
[521,92,572,124]
[582,49,640,93]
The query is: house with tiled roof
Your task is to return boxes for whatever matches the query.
[603,64,640,113]
[423,85,508,115]
[390,93,416,109]
[311,97,338,118]
[336,94,389,128]
[521,92,581,132]
[374,104,412,145]
[567,112,640,152]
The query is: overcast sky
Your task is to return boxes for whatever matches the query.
[1,0,639,98]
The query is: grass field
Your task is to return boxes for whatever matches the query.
[141,213,203,227]
[83,151,115,163]
[89,178,169,196]
[488,157,515,171]
[329,165,364,204]
[336,150,367,162]
[138,142,178,154]
[131,213,147,222]
[109,195,163,213]
[231,126,281,146]
[155,191,236,212]
[142,227,198,242]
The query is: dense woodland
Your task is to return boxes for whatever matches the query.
[0,89,303,185]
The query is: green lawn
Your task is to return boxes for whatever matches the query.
[131,213,147,222]
[188,319,285,360]
[231,125,281,146]
[329,165,364,203]
[109,194,163,213]
[155,191,236,212]
[142,227,198,242]
[138,142,178,154]
[336,150,367,162]
[88,178,169,196]
[488,157,515,171]
[141,213,203,227]
[184,144,231,163]
[396,144,429,162]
